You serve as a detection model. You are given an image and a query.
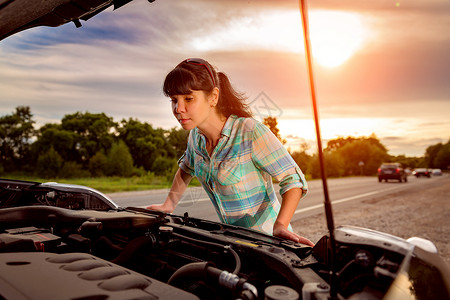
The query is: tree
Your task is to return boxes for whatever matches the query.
[106,140,134,177]
[290,142,313,176]
[325,136,357,152]
[118,118,170,171]
[308,152,344,179]
[36,147,63,178]
[0,106,35,170]
[424,143,443,168]
[326,134,387,154]
[323,135,389,176]
[434,140,450,171]
[337,140,387,176]
[390,155,421,170]
[89,151,108,177]
[263,116,286,145]
[32,124,78,163]
[60,112,116,163]
[59,161,90,178]
[151,156,178,176]
[167,127,189,159]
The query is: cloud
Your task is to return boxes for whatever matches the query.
[0,0,449,157]
[381,135,447,157]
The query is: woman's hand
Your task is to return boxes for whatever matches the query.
[273,223,315,247]
[273,188,314,246]
[146,202,174,213]
[146,168,192,214]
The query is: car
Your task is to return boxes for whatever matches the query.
[0,178,119,211]
[377,162,407,183]
[1,1,449,299]
[432,168,443,176]
[1,179,450,300]
[413,168,431,178]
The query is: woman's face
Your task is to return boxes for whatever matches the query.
[170,89,217,130]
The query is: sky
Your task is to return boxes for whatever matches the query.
[1,0,449,157]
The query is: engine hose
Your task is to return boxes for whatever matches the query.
[171,232,241,274]
[111,235,155,266]
[167,262,258,299]
[224,245,241,275]
[167,261,212,286]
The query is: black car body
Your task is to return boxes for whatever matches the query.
[0,178,119,210]
[0,185,449,300]
[413,168,431,178]
[378,163,407,183]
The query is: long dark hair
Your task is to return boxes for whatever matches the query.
[163,58,252,118]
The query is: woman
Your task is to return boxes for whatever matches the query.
[147,58,313,246]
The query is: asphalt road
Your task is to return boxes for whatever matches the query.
[107,175,446,223]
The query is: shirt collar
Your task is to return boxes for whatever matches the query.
[195,115,238,151]
[221,114,238,137]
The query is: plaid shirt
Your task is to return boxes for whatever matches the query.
[178,115,308,235]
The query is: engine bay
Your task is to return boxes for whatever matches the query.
[0,205,430,300]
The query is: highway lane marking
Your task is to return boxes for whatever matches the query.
[139,184,406,212]
[169,184,405,212]
[294,185,403,215]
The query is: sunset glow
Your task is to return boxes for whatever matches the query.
[309,10,369,68]
[190,9,370,68]
[1,1,449,157]
[278,118,383,143]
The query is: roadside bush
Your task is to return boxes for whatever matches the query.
[337,141,386,176]
[89,151,108,177]
[151,156,177,176]
[435,142,450,170]
[59,161,90,178]
[106,140,134,177]
[291,150,312,176]
[309,152,344,179]
[36,147,63,178]
[130,166,152,177]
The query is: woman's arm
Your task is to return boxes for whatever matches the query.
[146,168,192,213]
[273,187,315,246]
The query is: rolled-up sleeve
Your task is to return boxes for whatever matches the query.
[278,166,308,197]
[251,122,308,197]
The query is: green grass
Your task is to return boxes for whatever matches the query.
[2,174,201,194]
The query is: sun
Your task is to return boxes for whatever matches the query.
[189,9,370,69]
[308,10,369,68]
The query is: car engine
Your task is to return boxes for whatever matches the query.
[1,205,448,300]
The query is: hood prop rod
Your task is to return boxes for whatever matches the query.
[298,1,338,298]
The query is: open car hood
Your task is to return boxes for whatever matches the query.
[0,0,140,41]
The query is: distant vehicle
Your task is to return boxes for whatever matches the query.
[413,168,431,178]
[404,168,412,176]
[432,169,443,176]
[377,162,407,183]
